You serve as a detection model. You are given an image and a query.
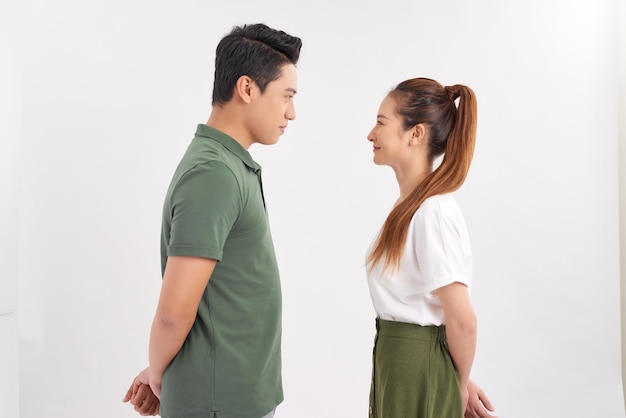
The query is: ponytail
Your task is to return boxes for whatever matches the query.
[366,79,477,273]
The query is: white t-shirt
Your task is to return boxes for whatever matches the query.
[367,194,472,326]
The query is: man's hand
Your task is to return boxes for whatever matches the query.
[122,368,160,416]
[465,379,498,418]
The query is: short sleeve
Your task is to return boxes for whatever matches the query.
[412,196,472,293]
[166,162,241,261]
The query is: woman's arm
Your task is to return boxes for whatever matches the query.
[437,282,477,410]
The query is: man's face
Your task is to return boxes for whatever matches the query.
[247,63,297,145]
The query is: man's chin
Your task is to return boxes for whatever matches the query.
[258,137,280,146]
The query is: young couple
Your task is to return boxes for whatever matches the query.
[122,23,497,418]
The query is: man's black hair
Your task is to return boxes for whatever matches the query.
[212,23,302,106]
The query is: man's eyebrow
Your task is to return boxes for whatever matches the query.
[284,88,298,94]
[377,114,390,119]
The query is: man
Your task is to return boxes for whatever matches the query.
[122,23,301,418]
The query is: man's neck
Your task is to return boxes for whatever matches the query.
[206,106,254,149]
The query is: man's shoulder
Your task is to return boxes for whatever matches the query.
[171,139,233,182]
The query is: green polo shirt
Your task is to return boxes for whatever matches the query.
[159,124,282,418]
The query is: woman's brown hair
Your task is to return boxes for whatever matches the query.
[366,78,477,272]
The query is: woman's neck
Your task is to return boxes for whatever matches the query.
[393,163,432,204]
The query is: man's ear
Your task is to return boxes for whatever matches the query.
[410,123,427,146]
[234,75,254,104]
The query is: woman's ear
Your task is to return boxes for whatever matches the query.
[234,75,254,104]
[410,124,427,146]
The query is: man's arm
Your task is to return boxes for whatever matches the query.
[465,379,498,417]
[147,255,217,397]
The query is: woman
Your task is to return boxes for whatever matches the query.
[366,78,480,417]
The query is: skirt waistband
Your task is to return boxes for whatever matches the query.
[376,318,447,342]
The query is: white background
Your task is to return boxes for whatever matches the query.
[2,1,624,417]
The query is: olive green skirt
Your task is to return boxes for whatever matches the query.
[369,318,462,418]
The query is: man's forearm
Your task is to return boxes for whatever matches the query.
[149,315,194,378]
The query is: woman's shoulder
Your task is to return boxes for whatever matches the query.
[412,194,466,229]
[412,194,468,238]
[418,193,460,214]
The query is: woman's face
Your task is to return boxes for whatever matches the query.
[367,95,413,167]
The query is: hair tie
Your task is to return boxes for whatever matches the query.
[445,85,461,102]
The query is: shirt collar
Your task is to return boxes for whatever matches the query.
[194,124,261,172]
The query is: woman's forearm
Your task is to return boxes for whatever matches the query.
[445,312,477,388]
